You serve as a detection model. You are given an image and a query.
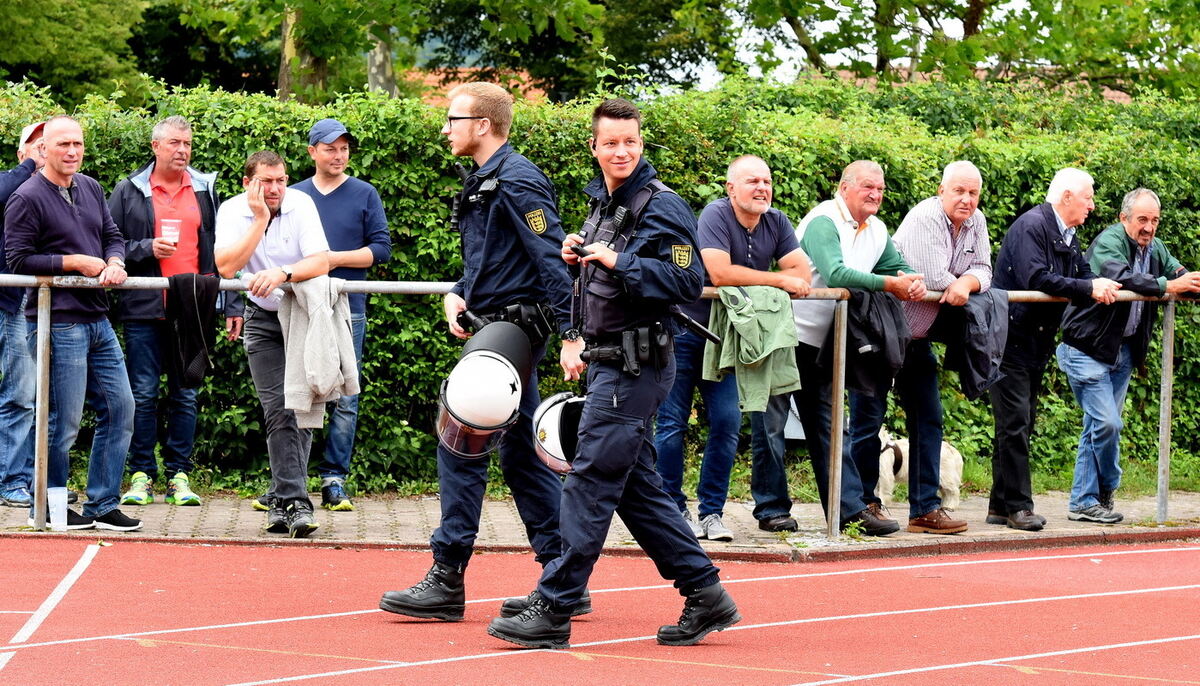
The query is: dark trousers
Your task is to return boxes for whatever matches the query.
[538,356,719,612]
[430,338,564,570]
[989,358,1043,515]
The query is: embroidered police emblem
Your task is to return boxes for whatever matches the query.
[525,208,547,234]
[672,245,693,268]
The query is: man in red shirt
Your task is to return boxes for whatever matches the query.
[108,115,241,507]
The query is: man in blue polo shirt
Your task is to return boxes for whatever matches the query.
[290,118,391,511]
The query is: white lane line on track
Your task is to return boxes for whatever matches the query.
[5,545,1199,655]
[185,583,1200,685]
[0,543,101,674]
[0,612,34,615]
[785,633,1200,685]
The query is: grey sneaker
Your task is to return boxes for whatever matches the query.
[682,508,703,538]
[1068,504,1123,524]
[286,500,319,538]
[700,513,734,542]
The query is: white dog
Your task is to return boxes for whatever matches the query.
[875,427,963,510]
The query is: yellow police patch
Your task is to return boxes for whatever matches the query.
[525,208,547,234]
[672,244,693,269]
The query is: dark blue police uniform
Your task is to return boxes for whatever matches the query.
[432,143,574,569]
[535,159,722,611]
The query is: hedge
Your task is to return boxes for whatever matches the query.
[2,76,1198,493]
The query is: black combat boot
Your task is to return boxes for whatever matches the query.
[656,582,741,646]
[487,594,571,649]
[500,589,592,618]
[379,561,465,621]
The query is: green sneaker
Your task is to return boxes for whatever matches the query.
[165,472,201,506]
[121,472,153,506]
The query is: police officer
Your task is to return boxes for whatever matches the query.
[379,82,578,620]
[487,98,741,650]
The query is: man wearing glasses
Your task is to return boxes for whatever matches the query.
[380,82,576,622]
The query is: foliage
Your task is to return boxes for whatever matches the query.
[4,76,1200,493]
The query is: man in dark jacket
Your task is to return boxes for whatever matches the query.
[989,167,1121,531]
[108,115,240,508]
[1057,188,1200,523]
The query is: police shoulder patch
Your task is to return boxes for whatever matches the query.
[672,244,693,268]
[524,208,547,234]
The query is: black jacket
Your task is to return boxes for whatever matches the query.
[992,203,1097,369]
[932,289,1009,400]
[166,273,220,387]
[107,160,241,320]
[845,289,911,397]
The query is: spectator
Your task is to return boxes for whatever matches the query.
[4,115,141,531]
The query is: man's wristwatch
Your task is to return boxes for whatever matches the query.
[280,266,293,282]
[563,328,581,342]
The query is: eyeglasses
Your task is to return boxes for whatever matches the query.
[446,115,487,126]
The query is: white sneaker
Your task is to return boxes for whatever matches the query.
[682,509,703,538]
[701,513,734,542]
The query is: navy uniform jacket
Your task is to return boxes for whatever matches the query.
[992,202,1097,368]
[450,142,573,334]
[577,159,703,335]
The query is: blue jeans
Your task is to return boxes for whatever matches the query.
[1056,342,1133,511]
[849,339,943,518]
[751,343,866,523]
[0,307,35,491]
[319,312,366,480]
[653,331,740,517]
[123,321,198,479]
[28,319,134,517]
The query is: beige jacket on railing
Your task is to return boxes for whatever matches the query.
[279,276,360,428]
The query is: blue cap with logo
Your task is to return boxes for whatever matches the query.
[308,118,353,146]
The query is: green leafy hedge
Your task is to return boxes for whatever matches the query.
[3,76,1198,492]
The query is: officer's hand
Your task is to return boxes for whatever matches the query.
[580,242,618,271]
[562,234,584,265]
[1091,277,1121,305]
[444,292,469,339]
[225,316,243,342]
[779,275,810,297]
[247,178,269,223]
[561,338,586,381]
[152,237,178,259]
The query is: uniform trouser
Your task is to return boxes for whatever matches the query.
[989,358,1044,515]
[430,338,563,570]
[243,305,313,508]
[537,356,720,612]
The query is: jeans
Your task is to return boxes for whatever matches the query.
[243,305,313,507]
[750,343,866,523]
[0,307,35,491]
[989,358,1044,515]
[27,319,134,517]
[319,311,366,480]
[849,339,944,519]
[123,321,198,480]
[1056,342,1133,511]
[653,331,740,517]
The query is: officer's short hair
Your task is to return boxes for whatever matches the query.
[244,150,285,179]
[447,82,514,138]
[592,98,641,137]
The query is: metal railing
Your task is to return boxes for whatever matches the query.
[0,274,1190,538]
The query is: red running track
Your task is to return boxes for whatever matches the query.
[0,538,1197,685]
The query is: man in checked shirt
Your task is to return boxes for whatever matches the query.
[848,160,993,534]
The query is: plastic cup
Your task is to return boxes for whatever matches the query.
[48,487,67,531]
[161,218,181,244]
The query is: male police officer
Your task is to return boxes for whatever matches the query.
[487,98,740,650]
[380,82,576,621]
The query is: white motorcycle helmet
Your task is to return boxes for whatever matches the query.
[532,391,586,474]
[436,321,532,458]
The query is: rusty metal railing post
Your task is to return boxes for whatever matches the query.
[1157,299,1176,524]
[31,282,51,530]
[825,297,849,539]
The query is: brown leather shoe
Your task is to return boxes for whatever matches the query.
[908,508,968,534]
[1006,509,1044,531]
[842,502,900,536]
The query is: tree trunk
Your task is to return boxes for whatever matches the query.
[783,15,828,72]
[277,8,298,101]
[367,29,399,97]
[963,0,989,37]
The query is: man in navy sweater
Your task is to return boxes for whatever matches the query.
[3,115,142,531]
[290,118,391,511]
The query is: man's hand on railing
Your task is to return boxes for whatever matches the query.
[1166,271,1200,295]
[885,270,926,302]
[778,274,811,297]
[62,254,106,277]
[1091,278,1121,305]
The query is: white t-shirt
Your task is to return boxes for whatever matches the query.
[215,189,330,310]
